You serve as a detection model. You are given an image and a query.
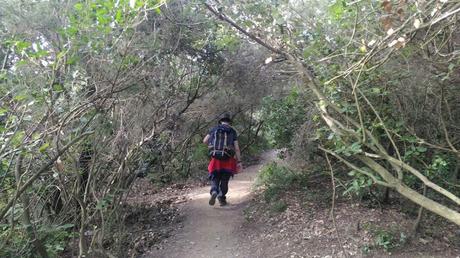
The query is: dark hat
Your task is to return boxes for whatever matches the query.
[218,113,232,124]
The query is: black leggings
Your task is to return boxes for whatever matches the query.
[209,172,232,200]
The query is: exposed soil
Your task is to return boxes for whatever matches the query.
[239,183,460,258]
[117,179,197,257]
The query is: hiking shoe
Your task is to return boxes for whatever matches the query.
[218,198,227,206]
[209,192,217,206]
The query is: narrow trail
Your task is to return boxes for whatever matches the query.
[144,151,276,258]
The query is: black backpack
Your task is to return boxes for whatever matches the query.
[208,125,235,160]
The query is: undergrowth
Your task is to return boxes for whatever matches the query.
[256,162,308,212]
[361,222,408,253]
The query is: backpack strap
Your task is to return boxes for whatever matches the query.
[212,129,218,156]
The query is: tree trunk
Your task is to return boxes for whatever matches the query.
[383,187,390,204]
[360,156,460,225]
[413,185,427,233]
[204,2,460,226]
[14,154,49,258]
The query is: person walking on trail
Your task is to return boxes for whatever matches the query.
[203,113,242,206]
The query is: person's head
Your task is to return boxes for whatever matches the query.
[218,112,232,125]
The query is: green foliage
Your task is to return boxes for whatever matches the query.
[256,162,307,203]
[244,136,270,157]
[335,140,363,157]
[235,122,270,158]
[344,169,373,197]
[191,140,209,162]
[403,145,427,161]
[374,230,407,252]
[0,0,458,254]
[39,223,76,257]
[0,222,75,257]
[270,200,288,213]
[260,90,307,148]
[96,194,115,211]
[426,154,459,194]
[329,0,345,20]
[361,223,408,253]
[427,155,450,179]
[214,25,241,51]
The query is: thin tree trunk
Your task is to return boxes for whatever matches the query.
[413,184,427,233]
[14,154,49,258]
[454,156,460,184]
[78,202,87,258]
[383,187,390,204]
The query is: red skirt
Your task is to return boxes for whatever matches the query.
[208,157,237,174]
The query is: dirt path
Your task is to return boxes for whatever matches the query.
[144,151,275,258]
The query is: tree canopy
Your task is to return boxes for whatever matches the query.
[0,0,459,256]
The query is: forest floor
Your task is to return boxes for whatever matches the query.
[122,150,460,258]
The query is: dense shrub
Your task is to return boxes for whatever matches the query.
[260,90,308,149]
[256,162,308,203]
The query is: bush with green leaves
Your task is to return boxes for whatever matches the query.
[0,222,75,257]
[343,169,374,197]
[256,162,307,203]
[260,89,308,148]
[270,200,288,213]
[374,229,407,252]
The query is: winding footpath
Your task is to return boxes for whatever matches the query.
[144,151,275,258]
